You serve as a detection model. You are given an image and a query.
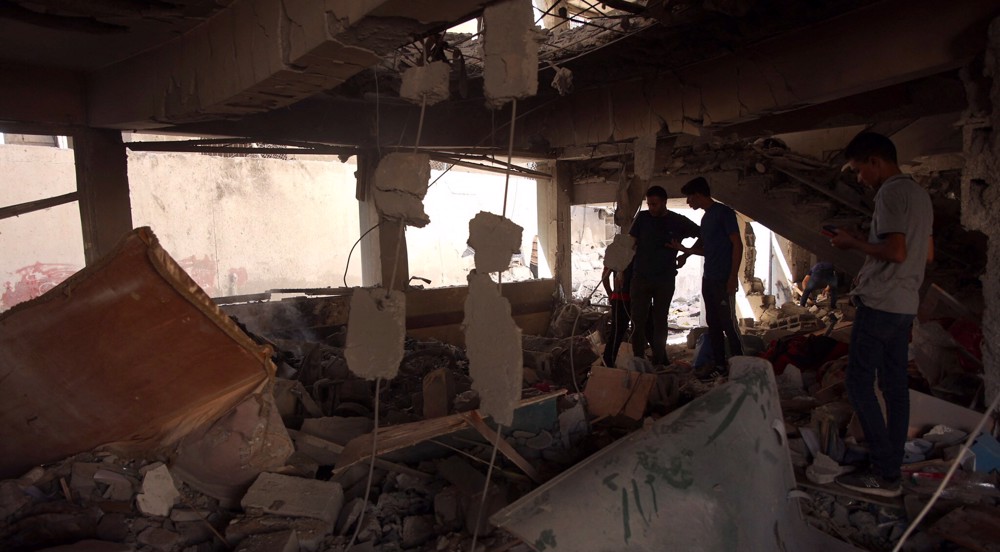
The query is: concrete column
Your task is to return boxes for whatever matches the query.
[355,150,409,290]
[552,161,573,297]
[74,128,132,265]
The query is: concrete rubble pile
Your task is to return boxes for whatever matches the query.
[2,229,995,552]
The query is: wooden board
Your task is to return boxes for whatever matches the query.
[583,366,657,420]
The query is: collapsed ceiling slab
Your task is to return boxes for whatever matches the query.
[0,227,275,478]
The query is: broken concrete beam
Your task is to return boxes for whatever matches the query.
[0,227,275,479]
[463,272,523,426]
[241,472,344,524]
[345,288,405,380]
[467,211,524,273]
[399,62,450,105]
[135,463,180,518]
[483,0,542,108]
[492,357,865,551]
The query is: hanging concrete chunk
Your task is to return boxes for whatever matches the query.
[374,153,431,227]
[345,288,405,380]
[463,272,523,426]
[399,61,451,105]
[603,234,635,272]
[483,0,544,108]
[468,211,523,273]
[633,131,658,180]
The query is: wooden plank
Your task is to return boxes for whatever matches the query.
[461,410,543,484]
[286,429,431,480]
[333,390,567,475]
[583,366,657,420]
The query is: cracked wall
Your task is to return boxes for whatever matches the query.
[961,17,1000,401]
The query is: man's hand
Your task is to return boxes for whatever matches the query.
[830,228,860,250]
[666,239,687,252]
[726,274,738,294]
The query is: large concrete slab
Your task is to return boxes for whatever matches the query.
[491,357,862,552]
[0,227,275,478]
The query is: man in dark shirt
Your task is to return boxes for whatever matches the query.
[628,185,700,365]
[673,177,745,379]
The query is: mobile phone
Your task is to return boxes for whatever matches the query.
[821,225,838,238]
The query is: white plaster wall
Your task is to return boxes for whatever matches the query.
[0,144,84,312]
[407,166,541,288]
[128,151,363,296]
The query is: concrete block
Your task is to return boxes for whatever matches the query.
[433,487,463,532]
[235,529,298,552]
[70,462,101,494]
[399,62,451,105]
[401,515,434,548]
[93,469,135,502]
[463,272,523,426]
[467,211,523,273]
[241,473,344,524]
[374,153,430,197]
[345,287,405,380]
[225,516,331,552]
[135,463,180,518]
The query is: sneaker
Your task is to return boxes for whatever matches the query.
[694,363,728,382]
[835,471,901,498]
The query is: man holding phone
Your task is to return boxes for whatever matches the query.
[828,132,934,498]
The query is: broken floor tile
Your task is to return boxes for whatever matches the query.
[345,288,405,380]
[241,473,344,524]
[467,212,524,273]
[463,272,522,426]
[135,464,179,518]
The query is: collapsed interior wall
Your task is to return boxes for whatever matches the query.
[961,17,1000,401]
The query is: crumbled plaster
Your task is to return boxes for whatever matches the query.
[467,211,524,273]
[344,287,405,380]
[463,272,523,426]
[482,0,545,108]
[399,61,451,105]
[603,234,635,271]
[960,16,1000,400]
[633,132,658,180]
[374,153,431,227]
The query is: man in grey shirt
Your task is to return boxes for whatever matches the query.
[829,132,934,497]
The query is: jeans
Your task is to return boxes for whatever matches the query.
[702,278,743,367]
[630,276,675,365]
[603,298,652,367]
[845,298,914,481]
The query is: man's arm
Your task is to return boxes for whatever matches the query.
[601,267,614,297]
[831,231,907,263]
[727,232,743,294]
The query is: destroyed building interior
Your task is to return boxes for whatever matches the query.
[3,0,1000,551]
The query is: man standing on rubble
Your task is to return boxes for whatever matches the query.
[628,185,700,366]
[672,177,745,380]
[830,132,934,498]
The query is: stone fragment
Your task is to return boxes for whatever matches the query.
[224,516,331,552]
[240,473,343,524]
[70,463,101,495]
[373,153,431,227]
[463,272,523,426]
[137,527,181,551]
[467,212,523,273]
[135,464,179,518]
[602,234,635,272]
[234,529,298,552]
[483,0,543,107]
[335,497,365,536]
[93,469,135,501]
[399,62,450,105]
[401,515,435,548]
[345,287,405,380]
[433,487,463,532]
